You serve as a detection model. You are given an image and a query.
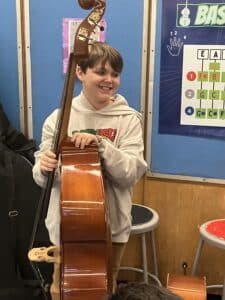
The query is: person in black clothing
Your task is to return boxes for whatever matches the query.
[0,102,52,299]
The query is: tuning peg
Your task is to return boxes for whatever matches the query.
[97,24,104,32]
[89,20,104,32]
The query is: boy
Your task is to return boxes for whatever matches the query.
[32,42,147,294]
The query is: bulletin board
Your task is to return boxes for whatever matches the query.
[29,0,144,143]
[148,0,225,182]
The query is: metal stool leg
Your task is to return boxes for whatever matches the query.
[192,238,205,275]
[141,233,148,283]
[150,230,158,277]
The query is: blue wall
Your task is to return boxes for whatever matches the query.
[0,0,20,130]
[0,1,144,143]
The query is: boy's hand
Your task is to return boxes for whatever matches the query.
[40,150,58,174]
[71,132,99,149]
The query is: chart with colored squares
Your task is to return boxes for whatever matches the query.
[181,44,225,127]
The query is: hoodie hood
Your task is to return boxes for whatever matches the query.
[71,91,142,121]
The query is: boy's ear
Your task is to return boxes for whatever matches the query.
[76,65,83,80]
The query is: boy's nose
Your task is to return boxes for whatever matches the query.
[104,73,113,81]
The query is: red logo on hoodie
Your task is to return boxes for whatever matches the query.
[97,128,117,142]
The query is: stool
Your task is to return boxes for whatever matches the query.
[192,219,225,300]
[119,204,161,286]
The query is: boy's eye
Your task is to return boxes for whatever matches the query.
[112,72,119,78]
[94,69,120,78]
[95,69,106,75]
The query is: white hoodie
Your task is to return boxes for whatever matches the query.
[33,92,147,244]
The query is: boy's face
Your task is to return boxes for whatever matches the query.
[76,62,120,110]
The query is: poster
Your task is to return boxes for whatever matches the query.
[158,0,225,138]
[181,44,225,127]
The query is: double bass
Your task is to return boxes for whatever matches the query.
[28,1,111,299]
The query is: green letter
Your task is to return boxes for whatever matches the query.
[205,5,218,25]
[194,5,208,25]
[217,5,225,25]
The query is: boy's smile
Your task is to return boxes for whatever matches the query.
[76,62,120,110]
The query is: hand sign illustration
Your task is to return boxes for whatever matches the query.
[167,36,184,56]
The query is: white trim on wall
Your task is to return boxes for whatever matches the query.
[16,0,33,138]
[140,0,149,117]
[146,0,157,174]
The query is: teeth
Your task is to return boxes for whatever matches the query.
[100,86,111,90]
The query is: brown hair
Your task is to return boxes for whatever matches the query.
[78,41,123,73]
[110,282,182,300]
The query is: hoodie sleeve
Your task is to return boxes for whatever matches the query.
[98,114,147,188]
[32,109,60,188]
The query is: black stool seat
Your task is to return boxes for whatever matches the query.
[130,204,159,235]
[131,204,153,225]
